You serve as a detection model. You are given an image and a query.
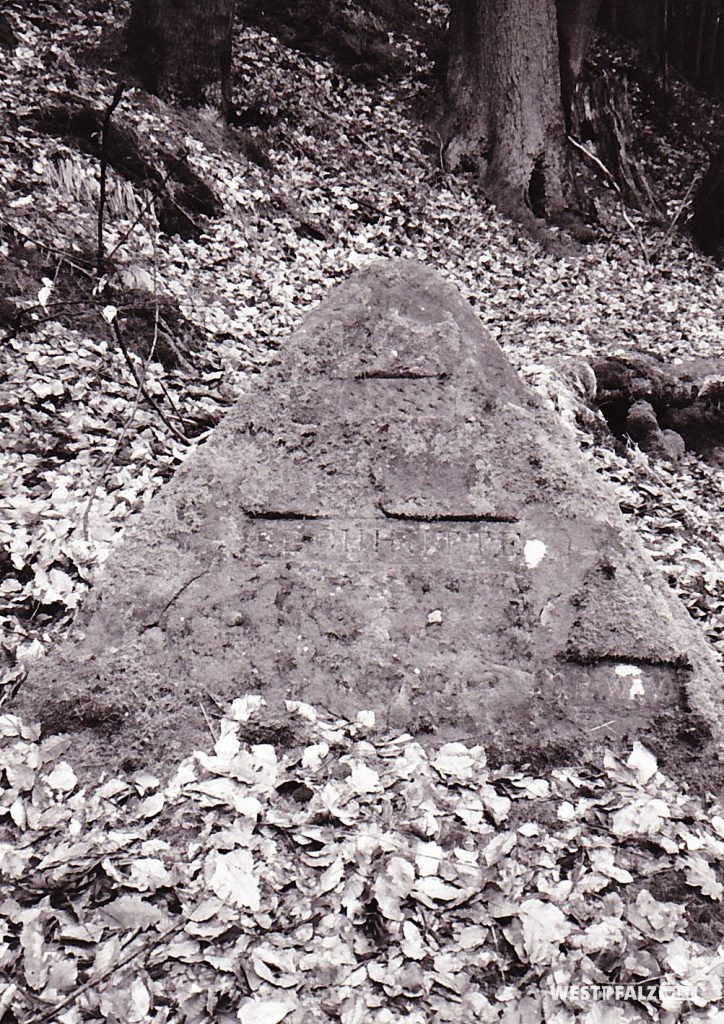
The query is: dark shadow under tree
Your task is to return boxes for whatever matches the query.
[126,0,234,112]
[689,143,724,261]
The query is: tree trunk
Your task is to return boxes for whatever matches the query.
[693,0,707,76]
[442,0,573,219]
[571,69,661,215]
[689,144,724,260]
[557,0,603,128]
[705,0,724,97]
[715,5,724,100]
[126,0,234,112]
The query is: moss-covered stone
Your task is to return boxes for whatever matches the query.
[15,260,724,787]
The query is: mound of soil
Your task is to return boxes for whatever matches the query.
[33,101,221,240]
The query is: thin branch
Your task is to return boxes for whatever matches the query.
[110,318,190,443]
[148,362,189,417]
[82,226,184,538]
[568,133,651,263]
[141,569,209,629]
[568,133,619,188]
[138,236,194,425]
[434,130,446,174]
[22,921,185,1024]
[662,0,669,92]
[434,130,459,196]
[81,327,158,540]
[200,700,219,741]
[161,189,202,235]
[97,83,125,277]
[3,296,102,336]
[650,171,702,259]
[0,217,95,278]
[618,206,650,264]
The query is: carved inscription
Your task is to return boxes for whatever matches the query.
[239,519,521,565]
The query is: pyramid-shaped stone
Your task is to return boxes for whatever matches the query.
[15,260,724,778]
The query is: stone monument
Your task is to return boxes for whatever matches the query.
[15,261,724,780]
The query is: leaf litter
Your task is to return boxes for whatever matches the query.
[2,699,724,1022]
[0,1,723,1019]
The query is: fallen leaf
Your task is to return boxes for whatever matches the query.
[206,849,261,911]
[237,997,296,1023]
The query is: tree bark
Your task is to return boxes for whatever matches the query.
[571,69,660,214]
[715,5,724,99]
[557,0,602,127]
[689,143,724,260]
[442,0,573,219]
[126,0,234,112]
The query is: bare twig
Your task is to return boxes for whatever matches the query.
[110,318,189,443]
[22,921,185,1024]
[81,321,159,539]
[97,83,125,277]
[434,130,446,174]
[434,130,459,197]
[568,133,618,187]
[82,225,184,538]
[202,688,229,712]
[200,700,219,741]
[0,217,95,278]
[589,719,617,733]
[618,206,650,264]
[161,190,201,236]
[149,364,189,415]
[135,234,195,415]
[141,570,209,630]
[662,0,669,92]
[650,171,702,259]
[568,133,651,263]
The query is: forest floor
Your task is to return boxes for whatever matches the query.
[1,0,724,1021]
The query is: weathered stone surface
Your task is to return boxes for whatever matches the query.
[15,260,724,779]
